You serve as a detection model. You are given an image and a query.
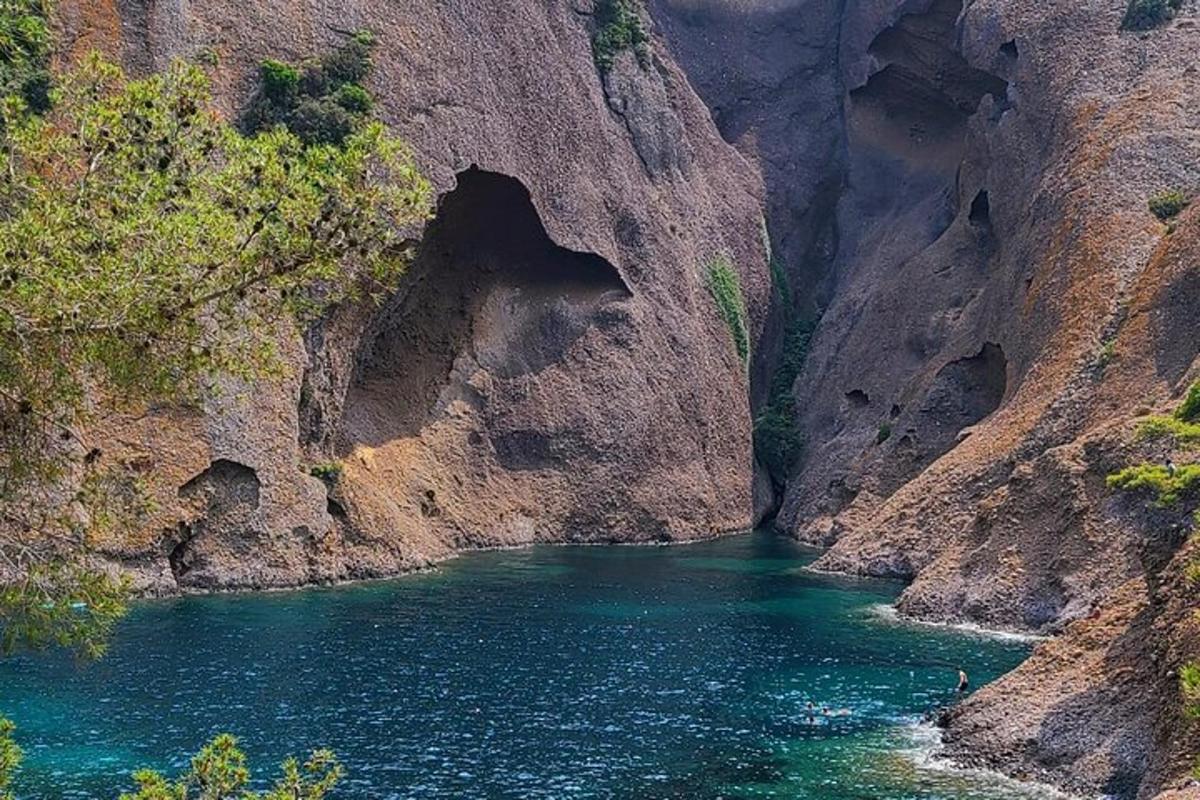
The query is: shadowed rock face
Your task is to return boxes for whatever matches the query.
[652,0,1200,795]
[345,168,631,444]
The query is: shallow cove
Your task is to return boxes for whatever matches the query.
[2,532,1047,799]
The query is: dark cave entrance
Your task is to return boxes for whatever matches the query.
[342,168,630,446]
[969,190,991,227]
[922,342,1008,431]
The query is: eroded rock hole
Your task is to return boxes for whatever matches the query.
[848,0,1009,232]
[1000,40,1018,60]
[167,524,194,580]
[178,459,261,508]
[922,342,1008,430]
[845,389,870,407]
[855,0,1009,129]
[170,460,261,584]
[969,190,990,226]
[343,168,630,444]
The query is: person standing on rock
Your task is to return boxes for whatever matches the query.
[956,668,970,693]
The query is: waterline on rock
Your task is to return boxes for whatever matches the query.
[869,603,1050,643]
[900,723,1076,799]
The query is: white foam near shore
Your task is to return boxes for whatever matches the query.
[869,603,1050,643]
[900,721,1077,799]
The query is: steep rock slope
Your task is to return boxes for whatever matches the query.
[652,0,1200,796]
[58,0,770,592]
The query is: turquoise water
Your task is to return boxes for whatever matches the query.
[0,532,1045,799]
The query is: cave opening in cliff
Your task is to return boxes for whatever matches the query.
[168,459,262,585]
[969,190,991,226]
[921,342,1008,431]
[847,0,1009,234]
[341,168,631,446]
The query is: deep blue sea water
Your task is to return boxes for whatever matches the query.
[0,532,1050,799]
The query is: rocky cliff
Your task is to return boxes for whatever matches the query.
[58,0,771,591]
[51,0,1200,796]
[651,0,1200,796]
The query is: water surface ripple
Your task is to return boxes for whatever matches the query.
[1,532,1048,799]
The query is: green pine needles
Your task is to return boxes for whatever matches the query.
[705,256,750,367]
[0,48,432,658]
[0,0,51,114]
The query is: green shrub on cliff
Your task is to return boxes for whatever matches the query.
[1122,0,1184,29]
[1177,381,1200,423]
[244,31,378,146]
[1149,189,1190,221]
[753,319,814,480]
[1107,463,1200,507]
[705,256,750,367]
[1138,416,1200,446]
[0,52,432,657]
[309,462,343,484]
[1181,662,1200,718]
[1134,382,1200,445]
[118,733,342,800]
[593,0,649,72]
[876,422,893,445]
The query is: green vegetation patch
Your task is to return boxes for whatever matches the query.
[1177,380,1200,422]
[768,256,791,306]
[754,319,814,481]
[1149,189,1190,221]
[118,733,342,799]
[1138,416,1200,446]
[1096,337,1117,370]
[1135,382,1200,444]
[593,0,649,73]
[1183,662,1200,718]
[1107,463,1200,507]
[876,422,893,445]
[309,461,343,484]
[0,0,52,114]
[1122,0,1183,30]
[243,31,377,146]
[705,256,750,367]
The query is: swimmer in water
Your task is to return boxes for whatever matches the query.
[956,668,970,693]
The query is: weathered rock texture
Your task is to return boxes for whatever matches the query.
[651,0,1200,796]
[58,0,771,592]
[46,0,1200,795]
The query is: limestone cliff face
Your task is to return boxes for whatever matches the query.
[59,0,770,591]
[652,0,1200,796]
